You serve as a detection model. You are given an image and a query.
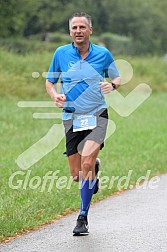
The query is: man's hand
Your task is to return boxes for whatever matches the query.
[100,81,113,94]
[46,80,66,108]
[100,76,121,94]
[53,94,66,108]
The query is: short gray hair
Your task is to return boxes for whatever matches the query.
[69,12,92,29]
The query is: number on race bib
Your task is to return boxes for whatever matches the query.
[81,119,89,127]
[73,114,97,132]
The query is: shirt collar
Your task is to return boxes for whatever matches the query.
[72,42,93,54]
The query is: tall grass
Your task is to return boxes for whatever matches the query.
[0,49,167,100]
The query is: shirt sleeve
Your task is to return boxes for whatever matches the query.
[46,49,61,84]
[104,50,120,79]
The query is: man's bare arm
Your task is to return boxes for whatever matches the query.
[100,76,121,94]
[46,80,66,107]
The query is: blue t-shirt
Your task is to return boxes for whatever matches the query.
[47,42,119,120]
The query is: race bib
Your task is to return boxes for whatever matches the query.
[73,114,97,132]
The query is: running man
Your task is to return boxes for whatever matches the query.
[46,12,121,235]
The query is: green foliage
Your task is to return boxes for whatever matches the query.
[0,38,62,54]
[1,0,167,54]
[23,0,75,36]
[49,33,72,44]
[1,49,166,100]
[0,0,39,37]
[0,49,53,99]
[99,33,133,55]
[119,56,167,92]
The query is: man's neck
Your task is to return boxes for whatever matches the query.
[74,42,90,59]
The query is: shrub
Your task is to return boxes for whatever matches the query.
[0,38,60,54]
[49,32,72,44]
[99,32,133,55]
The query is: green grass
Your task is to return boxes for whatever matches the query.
[0,93,167,242]
[0,48,167,242]
[0,49,167,99]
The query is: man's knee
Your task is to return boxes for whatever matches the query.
[82,160,94,175]
[81,156,97,178]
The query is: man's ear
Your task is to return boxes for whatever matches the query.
[90,27,93,35]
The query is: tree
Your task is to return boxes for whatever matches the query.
[0,0,39,37]
[1,0,167,54]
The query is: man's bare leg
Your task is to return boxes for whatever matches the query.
[81,140,100,180]
[68,153,81,182]
[73,140,101,234]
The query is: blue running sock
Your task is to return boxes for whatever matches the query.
[79,178,96,217]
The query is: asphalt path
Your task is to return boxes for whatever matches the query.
[1,174,167,252]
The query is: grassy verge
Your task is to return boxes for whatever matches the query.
[0,92,167,242]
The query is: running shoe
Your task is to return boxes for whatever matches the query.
[73,215,89,235]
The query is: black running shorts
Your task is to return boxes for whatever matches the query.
[63,108,108,156]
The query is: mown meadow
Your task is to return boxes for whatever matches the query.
[0,48,167,242]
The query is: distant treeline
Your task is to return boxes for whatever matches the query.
[1,0,167,55]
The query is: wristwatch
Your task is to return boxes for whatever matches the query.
[111,82,117,90]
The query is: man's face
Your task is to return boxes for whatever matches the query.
[69,17,92,45]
